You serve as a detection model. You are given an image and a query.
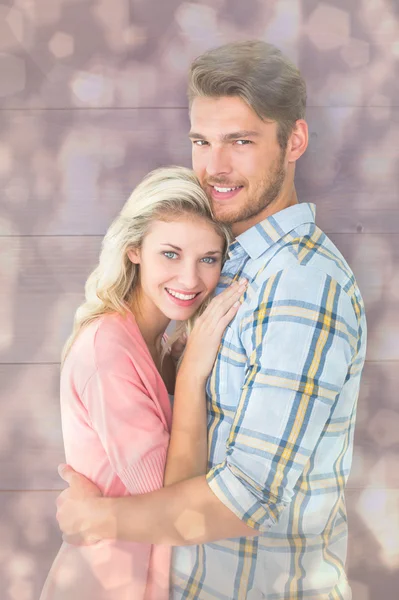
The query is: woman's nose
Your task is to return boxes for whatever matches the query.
[177,263,200,289]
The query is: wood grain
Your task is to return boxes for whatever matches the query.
[346,488,399,596]
[0,2,397,109]
[0,490,61,600]
[0,364,64,490]
[1,2,399,597]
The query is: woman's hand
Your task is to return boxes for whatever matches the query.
[181,279,247,381]
[170,331,188,362]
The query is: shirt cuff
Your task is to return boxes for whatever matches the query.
[119,446,167,495]
[206,460,285,532]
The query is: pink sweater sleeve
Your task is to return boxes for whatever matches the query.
[82,366,169,495]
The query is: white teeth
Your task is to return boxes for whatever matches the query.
[166,289,197,300]
[214,186,239,193]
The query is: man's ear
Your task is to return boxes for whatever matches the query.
[286,119,308,163]
[127,247,141,264]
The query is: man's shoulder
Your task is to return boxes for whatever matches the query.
[243,225,365,329]
[255,223,359,296]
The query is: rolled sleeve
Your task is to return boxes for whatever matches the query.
[207,458,283,531]
[206,266,357,531]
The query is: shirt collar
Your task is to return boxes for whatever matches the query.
[228,203,316,260]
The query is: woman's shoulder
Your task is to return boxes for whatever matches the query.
[65,312,149,378]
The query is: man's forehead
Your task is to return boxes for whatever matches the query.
[189,96,274,133]
[190,95,253,119]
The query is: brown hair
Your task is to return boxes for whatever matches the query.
[188,40,307,150]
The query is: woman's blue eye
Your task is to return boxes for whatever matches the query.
[201,257,216,264]
[163,251,178,259]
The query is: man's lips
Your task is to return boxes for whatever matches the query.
[208,184,244,201]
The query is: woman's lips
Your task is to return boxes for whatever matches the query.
[165,288,201,307]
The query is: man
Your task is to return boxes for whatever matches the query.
[57,41,366,599]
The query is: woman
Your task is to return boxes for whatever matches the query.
[40,166,246,600]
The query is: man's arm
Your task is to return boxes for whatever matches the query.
[57,469,257,545]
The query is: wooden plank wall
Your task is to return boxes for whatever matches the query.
[0,1,398,598]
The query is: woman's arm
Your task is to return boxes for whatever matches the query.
[163,280,247,486]
[84,366,170,494]
[163,367,207,485]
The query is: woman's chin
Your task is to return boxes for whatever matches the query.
[162,305,198,321]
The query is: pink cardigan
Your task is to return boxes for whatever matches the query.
[41,312,172,600]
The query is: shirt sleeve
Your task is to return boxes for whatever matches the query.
[206,266,359,531]
[82,365,169,495]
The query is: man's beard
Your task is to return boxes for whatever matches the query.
[208,152,286,226]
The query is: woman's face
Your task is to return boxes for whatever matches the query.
[128,215,225,322]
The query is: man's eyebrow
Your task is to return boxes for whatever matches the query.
[221,130,260,141]
[188,132,205,139]
[188,130,260,141]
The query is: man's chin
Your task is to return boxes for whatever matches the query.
[212,204,242,224]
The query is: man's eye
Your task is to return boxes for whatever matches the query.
[193,140,208,146]
[236,140,252,145]
[163,251,178,259]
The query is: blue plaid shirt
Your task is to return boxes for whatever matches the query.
[171,203,366,600]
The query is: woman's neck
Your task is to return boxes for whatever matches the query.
[127,293,175,390]
[128,294,170,357]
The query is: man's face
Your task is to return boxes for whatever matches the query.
[189,96,288,235]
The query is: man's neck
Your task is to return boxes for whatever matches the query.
[232,185,298,237]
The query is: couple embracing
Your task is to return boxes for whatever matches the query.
[41,40,366,600]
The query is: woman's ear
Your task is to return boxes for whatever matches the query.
[127,248,141,264]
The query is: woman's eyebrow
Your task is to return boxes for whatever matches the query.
[160,244,222,255]
[160,243,182,251]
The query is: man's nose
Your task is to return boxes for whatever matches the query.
[206,146,232,177]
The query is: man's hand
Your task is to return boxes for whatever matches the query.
[56,464,103,545]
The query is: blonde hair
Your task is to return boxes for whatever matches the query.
[188,40,307,150]
[62,166,231,365]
